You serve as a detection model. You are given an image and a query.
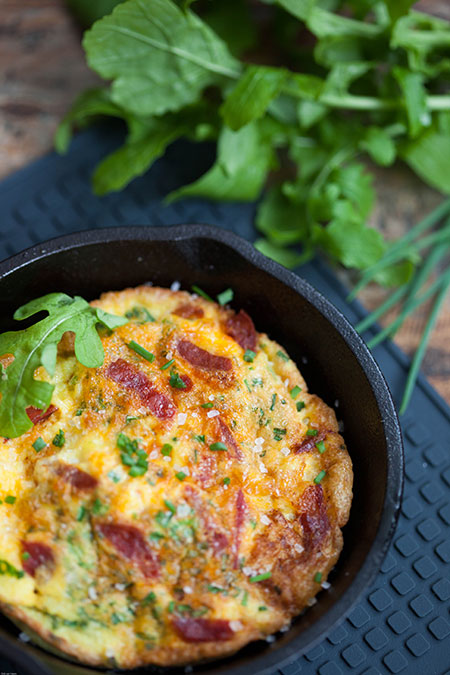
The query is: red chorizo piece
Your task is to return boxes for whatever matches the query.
[106,359,175,419]
[177,340,232,372]
[22,541,55,578]
[225,310,257,351]
[97,522,159,578]
[184,485,228,554]
[298,485,330,553]
[216,417,243,461]
[232,489,247,568]
[57,464,98,491]
[173,304,204,319]
[26,405,58,425]
[172,616,234,643]
[293,430,335,454]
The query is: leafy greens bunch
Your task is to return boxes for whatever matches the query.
[58,0,450,283]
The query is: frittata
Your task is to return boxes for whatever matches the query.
[0,285,353,668]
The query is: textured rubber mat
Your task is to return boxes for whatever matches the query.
[0,126,449,675]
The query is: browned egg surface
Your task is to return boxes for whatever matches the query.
[0,286,353,668]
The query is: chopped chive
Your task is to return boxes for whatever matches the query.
[128,340,155,362]
[243,349,256,362]
[142,591,157,605]
[149,532,164,541]
[22,551,30,560]
[169,371,187,389]
[208,584,223,593]
[92,498,109,515]
[314,470,326,484]
[201,402,214,409]
[125,415,139,424]
[306,428,318,436]
[125,306,155,323]
[315,440,326,454]
[314,572,323,583]
[244,378,252,393]
[167,600,175,613]
[160,358,175,370]
[241,590,248,606]
[250,519,257,529]
[209,442,227,452]
[191,285,214,302]
[258,606,268,611]
[273,427,286,441]
[129,465,147,477]
[270,393,277,411]
[161,443,172,456]
[32,437,46,452]
[217,288,234,306]
[175,471,187,481]
[75,408,83,416]
[77,505,86,521]
[276,350,289,362]
[290,385,302,399]
[296,401,305,411]
[194,434,205,444]
[52,429,65,447]
[4,495,16,504]
[223,477,231,485]
[249,571,272,583]
[164,499,176,514]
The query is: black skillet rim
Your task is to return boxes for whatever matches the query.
[0,224,404,675]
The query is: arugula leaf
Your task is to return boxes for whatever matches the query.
[391,13,450,77]
[83,0,240,116]
[201,0,257,57]
[401,127,450,194]
[277,0,385,38]
[393,67,430,138]
[93,116,186,195]
[221,66,287,131]
[55,88,127,154]
[0,294,126,438]
[315,213,386,270]
[384,0,415,25]
[256,186,308,245]
[254,239,305,269]
[359,127,397,166]
[168,121,273,202]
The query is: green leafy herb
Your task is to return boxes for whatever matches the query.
[201,402,214,409]
[0,559,24,579]
[0,293,126,438]
[270,393,277,411]
[52,429,65,447]
[249,571,272,583]
[209,442,228,451]
[276,350,289,362]
[128,340,155,362]
[296,401,305,412]
[194,434,205,444]
[161,443,172,456]
[314,572,323,583]
[273,428,286,441]
[290,385,301,399]
[117,432,148,477]
[306,428,318,437]
[169,371,187,389]
[223,476,230,485]
[243,349,256,363]
[315,440,326,454]
[33,437,46,453]
[124,306,155,323]
[191,285,214,302]
[4,496,16,505]
[314,470,326,484]
[77,505,87,521]
[175,471,187,481]
[160,359,175,371]
[217,288,234,305]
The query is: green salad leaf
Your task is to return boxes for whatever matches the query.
[0,294,126,439]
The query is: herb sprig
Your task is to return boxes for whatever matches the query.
[0,293,126,438]
[60,0,450,283]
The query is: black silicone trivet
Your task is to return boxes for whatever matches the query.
[0,126,449,675]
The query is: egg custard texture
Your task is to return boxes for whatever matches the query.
[0,286,352,669]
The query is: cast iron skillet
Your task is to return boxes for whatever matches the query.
[0,225,403,675]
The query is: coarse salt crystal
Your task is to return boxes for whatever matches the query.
[88,586,98,600]
[149,450,158,460]
[207,410,219,418]
[177,503,190,517]
[259,462,268,474]
[284,378,289,387]
[334,399,339,408]
[280,624,290,633]
[280,447,290,456]
[230,620,243,632]
[307,597,317,606]
[171,281,181,291]
[255,437,264,445]
[163,455,172,462]
[294,543,304,554]
[115,583,126,591]
[178,413,187,425]
[208,394,215,401]
[242,566,255,577]
[265,635,276,643]
[19,632,30,642]
[166,351,173,359]
[180,466,190,476]
[321,581,331,590]
[260,514,271,526]
[183,586,193,594]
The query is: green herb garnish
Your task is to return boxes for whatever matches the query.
[276,351,289,362]
[77,505,87,521]
[223,477,230,485]
[191,286,214,302]
[4,496,16,505]
[125,306,155,323]
[175,471,187,481]
[273,428,286,441]
[249,571,272,583]
[306,429,318,437]
[209,442,227,451]
[0,559,24,579]
[194,434,205,444]
[117,432,148,477]
[52,429,65,447]
[169,371,187,389]
[201,402,214,408]
[270,393,277,411]
[128,340,155,362]
[217,288,234,306]
[296,401,305,412]
[161,443,172,456]
[314,572,323,583]
[314,470,326,484]
[0,293,126,438]
[290,385,302,399]
[315,440,326,454]
[160,358,175,370]
[243,349,256,362]
[32,437,46,452]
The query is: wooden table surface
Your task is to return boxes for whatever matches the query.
[1,0,450,407]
